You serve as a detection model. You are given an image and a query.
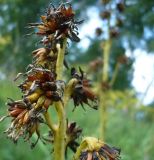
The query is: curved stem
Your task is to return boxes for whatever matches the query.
[44,111,57,133]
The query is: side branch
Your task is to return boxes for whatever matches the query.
[63,78,78,107]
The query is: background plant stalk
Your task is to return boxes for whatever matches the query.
[100,38,111,140]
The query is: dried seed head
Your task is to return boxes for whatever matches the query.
[110,28,120,38]
[28,3,82,47]
[71,68,98,110]
[116,2,125,12]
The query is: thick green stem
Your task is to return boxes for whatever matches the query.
[53,39,67,160]
[56,39,67,80]
[54,101,66,160]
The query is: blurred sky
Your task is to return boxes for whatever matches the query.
[78,7,154,105]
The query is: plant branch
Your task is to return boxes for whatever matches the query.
[63,78,78,107]
[44,111,57,133]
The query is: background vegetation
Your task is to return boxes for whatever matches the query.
[0,0,154,160]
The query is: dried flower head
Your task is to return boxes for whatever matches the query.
[116,18,123,27]
[88,58,103,72]
[117,55,129,64]
[95,28,103,37]
[116,2,125,12]
[32,48,58,70]
[74,137,121,160]
[16,67,65,108]
[70,68,98,110]
[110,28,119,38]
[100,11,111,20]
[1,66,66,147]
[28,2,83,47]
[2,99,45,148]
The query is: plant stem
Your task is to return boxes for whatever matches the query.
[100,38,111,140]
[56,39,67,80]
[102,39,111,82]
[99,92,107,140]
[53,39,67,160]
[44,111,57,133]
[54,101,66,160]
[109,62,120,87]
